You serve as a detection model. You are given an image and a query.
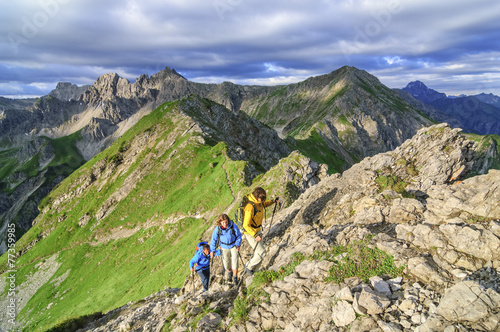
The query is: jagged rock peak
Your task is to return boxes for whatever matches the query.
[151,66,186,80]
[48,82,90,101]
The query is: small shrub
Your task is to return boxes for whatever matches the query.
[162,313,177,332]
[118,141,131,153]
[284,182,300,206]
[376,174,409,196]
[232,292,250,323]
[230,289,269,325]
[252,270,281,288]
[108,153,123,165]
[406,165,418,176]
[396,158,407,166]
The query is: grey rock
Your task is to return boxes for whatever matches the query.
[436,280,497,323]
[331,300,356,327]
[407,256,449,286]
[370,276,392,297]
[357,289,391,315]
[197,312,222,331]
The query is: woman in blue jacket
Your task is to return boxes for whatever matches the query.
[189,243,214,292]
[210,214,242,284]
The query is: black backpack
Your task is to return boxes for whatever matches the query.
[234,195,258,231]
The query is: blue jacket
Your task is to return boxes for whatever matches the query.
[210,220,242,251]
[189,246,221,271]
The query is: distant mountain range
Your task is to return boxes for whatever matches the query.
[400,81,500,136]
[0,66,499,256]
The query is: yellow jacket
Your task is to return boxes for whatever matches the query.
[243,193,275,237]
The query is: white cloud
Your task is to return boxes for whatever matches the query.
[1,0,500,97]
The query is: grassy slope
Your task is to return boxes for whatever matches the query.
[0,97,301,331]
[0,100,250,331]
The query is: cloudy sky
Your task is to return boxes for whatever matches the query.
[1,0,499,98]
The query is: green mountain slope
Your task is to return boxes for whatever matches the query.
[238,66,434,171]
[0,95,325,331]
[0,132,85,254]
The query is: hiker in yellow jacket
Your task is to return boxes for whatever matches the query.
[242,187,279,275]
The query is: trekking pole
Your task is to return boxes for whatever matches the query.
[208,257,214,289]
[237,247,245,269]
[191,270,195,295]
[265,199,279,240]
[244,240,260,270]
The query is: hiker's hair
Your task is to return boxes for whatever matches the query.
[252,187,267,200]
[216,214,230,226]
[202,244,210,251]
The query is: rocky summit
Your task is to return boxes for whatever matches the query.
[59,124,499,332]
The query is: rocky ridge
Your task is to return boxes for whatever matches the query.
[48,82,90,102]
[70,124,499,332]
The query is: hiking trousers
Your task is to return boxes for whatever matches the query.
[244,233,266,272]
[196,268,210,291]
[222,246,239,271]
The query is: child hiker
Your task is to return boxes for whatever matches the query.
[189,243,220,292]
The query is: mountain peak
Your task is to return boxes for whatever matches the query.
[151,66,186,81]
[48,82,90,101]
[402,80,447,103]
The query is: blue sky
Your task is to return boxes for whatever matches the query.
[1,0,500,98]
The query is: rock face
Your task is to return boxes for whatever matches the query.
[48,82,90,101]
[58,123,499,332]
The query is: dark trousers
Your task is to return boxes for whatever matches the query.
[197,268,210,291]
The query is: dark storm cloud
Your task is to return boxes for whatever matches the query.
[1,0,499,97]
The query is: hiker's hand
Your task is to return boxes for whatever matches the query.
[274,197,280,204]
[190,267,194,273]
[255,235,262,242]
[210,252,214,258]
[236,246,240,251]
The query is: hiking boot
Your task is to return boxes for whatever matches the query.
[233,276,238,284]
[244,266,254,276]
[226,271,233,282]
